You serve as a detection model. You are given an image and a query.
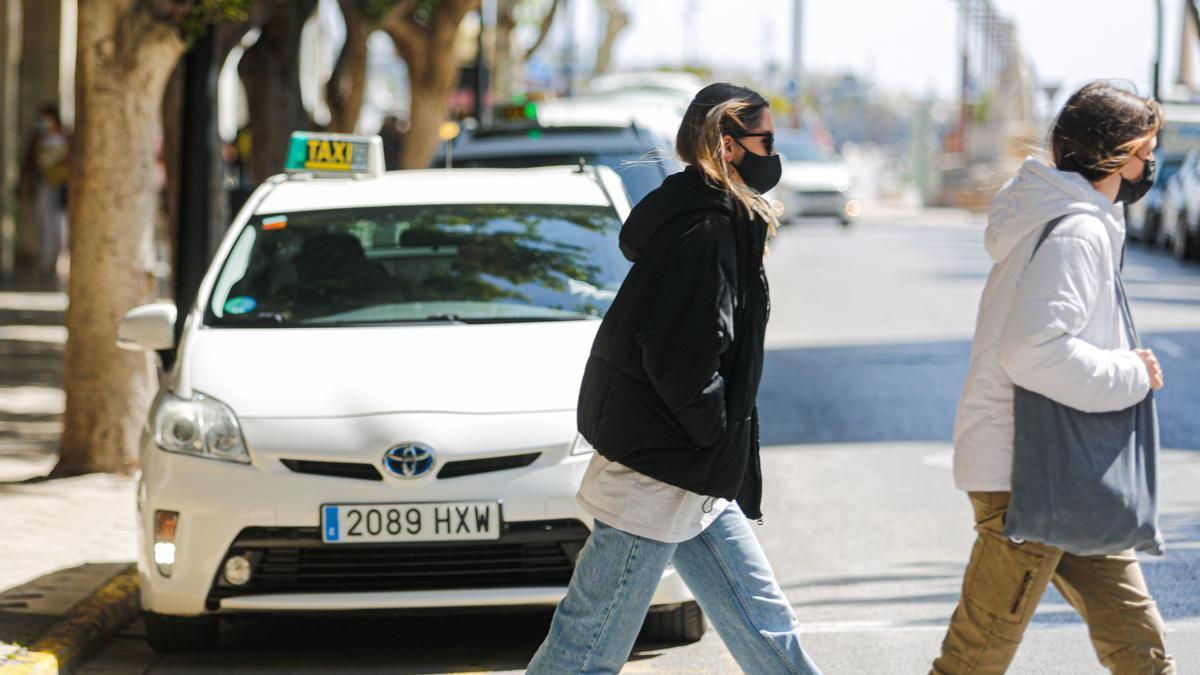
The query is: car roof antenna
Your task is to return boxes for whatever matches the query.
[574,157,588,173]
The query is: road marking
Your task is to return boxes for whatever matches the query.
[922,450,953,469]
[0,292,67,312]
[0,326,67,344]
[1153,337,1186,359]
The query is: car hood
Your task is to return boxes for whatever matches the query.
[779,161,852,191]
[182,321,600,418]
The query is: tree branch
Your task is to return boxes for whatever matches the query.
[379,0,425,59]
[524,0,559,61]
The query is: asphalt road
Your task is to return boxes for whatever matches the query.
[79,210,1200,674]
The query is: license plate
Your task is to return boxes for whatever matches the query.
[320,502,501,544]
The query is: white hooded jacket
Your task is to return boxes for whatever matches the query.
[952,158,1151,492]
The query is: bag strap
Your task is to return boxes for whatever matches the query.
[1030,215,1141,349]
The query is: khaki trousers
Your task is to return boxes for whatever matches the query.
[932,492,1175,674]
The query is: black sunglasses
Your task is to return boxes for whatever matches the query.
[734,131,774,155]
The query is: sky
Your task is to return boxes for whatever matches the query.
[605,0,1179,101]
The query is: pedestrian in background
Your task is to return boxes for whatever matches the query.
[933,82,1175,674]
[378,115,408,171]
[19,102,70,279]
[526,83,822,674]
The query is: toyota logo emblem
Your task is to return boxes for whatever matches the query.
[383,444,435,479]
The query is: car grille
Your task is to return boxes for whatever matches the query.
[279,452,542,481]
[437,452,540,479]
[280,459,382,481]
[207,520,588,605]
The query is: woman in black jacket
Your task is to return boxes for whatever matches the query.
[527,84,822,675]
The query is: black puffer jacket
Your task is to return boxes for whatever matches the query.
[577,166,771,519]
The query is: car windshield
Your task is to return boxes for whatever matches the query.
[206,203,630,327]
[452,152,667,205]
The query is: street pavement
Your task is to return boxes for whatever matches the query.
[4,207,1199,674]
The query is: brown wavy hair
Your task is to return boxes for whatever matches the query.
[1051,82,1164,182]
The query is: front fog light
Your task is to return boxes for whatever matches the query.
[154,511,178,577]
[223,554,252,586]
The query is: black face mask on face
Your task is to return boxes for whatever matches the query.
[1117,156,1156,204]
[732,137,782,194]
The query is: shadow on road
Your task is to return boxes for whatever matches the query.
[0,298,66,471]
[94,610,690,674]
[759,332,1200,451]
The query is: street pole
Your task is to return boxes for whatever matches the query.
[473,8,486,122]
[561,0,574,96]
[174,28,221,346]
[1154,0,1163,100]
[791,0,803,127]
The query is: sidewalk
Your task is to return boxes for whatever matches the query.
[0,277,140,671]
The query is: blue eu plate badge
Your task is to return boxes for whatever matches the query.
[323,506,339,542]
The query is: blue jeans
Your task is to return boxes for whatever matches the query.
[527,503,822,674]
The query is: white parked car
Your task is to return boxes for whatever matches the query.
[119,133,700,652]
[770,130,859,226]
[1160,150,1200,260]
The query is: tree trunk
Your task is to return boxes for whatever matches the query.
[56,1,187,476]
[383,0,480,170]
[326,0,371,133]
[403,82,456,169]
[238,0,317,185]
[593,0,628,77]
[491,0,517,102]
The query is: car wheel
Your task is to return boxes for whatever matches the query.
[640,601,706,644]
[1182,229,1200,261]
[144,612,218,653]
[1172,217,1195,261]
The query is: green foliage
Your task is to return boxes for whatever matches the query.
[182,0,253,38]
[353,0,404,22]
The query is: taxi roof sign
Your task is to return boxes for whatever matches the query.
[284,132,384,177]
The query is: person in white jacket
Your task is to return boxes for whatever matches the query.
[932,82,1174,674]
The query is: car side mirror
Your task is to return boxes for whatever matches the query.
[117,302,177,352]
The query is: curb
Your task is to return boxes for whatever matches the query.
[0,566,139,675]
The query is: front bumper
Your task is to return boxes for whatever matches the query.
[777,187,853,219]
[136,410,693,616]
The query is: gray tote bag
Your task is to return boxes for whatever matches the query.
[1003,216,1164,556]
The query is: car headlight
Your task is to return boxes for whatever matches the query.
[152,391,250,463]
[570,432,596,456]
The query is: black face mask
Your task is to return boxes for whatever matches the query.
[1117,156,1156,204]
[733,138,782,194]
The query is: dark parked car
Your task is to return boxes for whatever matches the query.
[435,119,680,206]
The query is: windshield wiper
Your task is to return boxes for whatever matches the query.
[423,314,468,324]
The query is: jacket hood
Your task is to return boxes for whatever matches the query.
[619,166,734,262]
[986,158,1125,263]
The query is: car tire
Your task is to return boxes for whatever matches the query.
[640,601,706,644]
[1144,209,1160,244]
[1172,217,1196,261]
[144,612,218,653]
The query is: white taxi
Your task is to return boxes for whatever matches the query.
[118,133,700,652]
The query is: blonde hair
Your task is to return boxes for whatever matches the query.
[676,85,779,239]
